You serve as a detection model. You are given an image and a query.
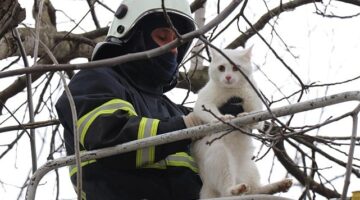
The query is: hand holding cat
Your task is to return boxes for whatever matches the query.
[182,112,207,141]
[182,112,204,128]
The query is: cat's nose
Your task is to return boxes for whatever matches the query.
[225,75,232,81]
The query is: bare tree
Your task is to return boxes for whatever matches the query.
[1,0,360,199]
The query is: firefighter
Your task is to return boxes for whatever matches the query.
[55,0,204,199]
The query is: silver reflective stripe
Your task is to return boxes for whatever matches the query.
[136,118,159,167]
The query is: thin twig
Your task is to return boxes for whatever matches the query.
[341,104,360,198]
[12,28,38,173]
[0,119,59,133]
[161,0,182,39]
[86,0,100,29]
[35,33,83,200]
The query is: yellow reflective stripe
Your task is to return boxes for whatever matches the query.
[77,99,137,147]
[81,191,86,200]
[69,159,96,177]
[136,118,159,168]
[166,152,198,173]
[142,152,198,173]
[143,160,167,170]
[71,186,87,200]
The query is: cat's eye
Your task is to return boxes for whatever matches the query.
[218,65,225,72]
[232,65,239,71]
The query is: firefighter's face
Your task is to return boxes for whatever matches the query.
[151,27,178,55]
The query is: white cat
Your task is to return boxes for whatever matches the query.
[191,47,292,198]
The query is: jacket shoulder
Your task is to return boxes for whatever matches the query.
[69,68,126,95]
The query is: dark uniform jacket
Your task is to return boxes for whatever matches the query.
[55,64,202,200]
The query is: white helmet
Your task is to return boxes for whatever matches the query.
[92,0,196,61]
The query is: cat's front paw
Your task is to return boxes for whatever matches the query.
[220,114,234,121]
[236,112,249,118]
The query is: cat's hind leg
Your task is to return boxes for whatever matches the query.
[228,183,250,196]
[250,178,293,194]
[200,184,219,199]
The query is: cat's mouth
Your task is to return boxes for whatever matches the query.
[224,79,235,85]
[222,81,237,88]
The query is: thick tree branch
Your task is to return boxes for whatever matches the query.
[190,0,207,13]
[177,68,209,93]
[0,0,26,39]
[0,27,103,113]
[80,27,108,39]
[32,0,56,27]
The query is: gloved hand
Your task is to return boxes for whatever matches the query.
[218,96,244,117]
[182,112,204,128]
[183,112,206,141]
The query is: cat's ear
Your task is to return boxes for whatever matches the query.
[209,47,220,61]
[239,45,253,61]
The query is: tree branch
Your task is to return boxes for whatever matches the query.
[0,27,101,114]
[86,0,100,29]
[26,91,360,200]
[0,119,59,133]
[273,139,341,198]
[227,0,322,49]
[0,0,245,79]
[0,0,26,39]
[190,0,207,13]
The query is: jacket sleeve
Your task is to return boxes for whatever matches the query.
[55,69,190,170]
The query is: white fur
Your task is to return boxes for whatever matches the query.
[191,48,291,198]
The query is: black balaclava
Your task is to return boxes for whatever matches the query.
[114,14,191,94]
[92,13,194,94]
[140,16,179,84]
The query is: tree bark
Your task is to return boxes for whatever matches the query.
[0,0,104,114]
[190,0,207,13]
[0,0,26,39]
